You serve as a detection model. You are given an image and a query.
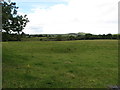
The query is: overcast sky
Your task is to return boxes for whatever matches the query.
[12,0,119,34]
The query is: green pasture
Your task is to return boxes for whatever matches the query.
[2,40,118,88]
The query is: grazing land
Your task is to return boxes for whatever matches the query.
[2,40,118,88]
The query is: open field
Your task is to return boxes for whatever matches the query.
[2,40,118,88]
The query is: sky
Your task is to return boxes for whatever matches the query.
[11,0,119,34]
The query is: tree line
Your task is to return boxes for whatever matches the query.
[2,32,120,41]
[12,33,119,41]
[49,34,119,41]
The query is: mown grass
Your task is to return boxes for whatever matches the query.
[2,40,118,88]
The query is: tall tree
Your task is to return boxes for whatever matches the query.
[2,1,29,40]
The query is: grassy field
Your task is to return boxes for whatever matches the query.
[2,40,118,88]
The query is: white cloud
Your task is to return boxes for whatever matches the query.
[23,0,119,34]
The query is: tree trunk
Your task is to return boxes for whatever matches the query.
[17,31,21,41]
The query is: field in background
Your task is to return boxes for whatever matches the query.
[2,40,118,88]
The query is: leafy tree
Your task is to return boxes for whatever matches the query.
[69,35,75,40]
[2,1,29,41]
[106,34,112,39]
[85,34,92,40]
